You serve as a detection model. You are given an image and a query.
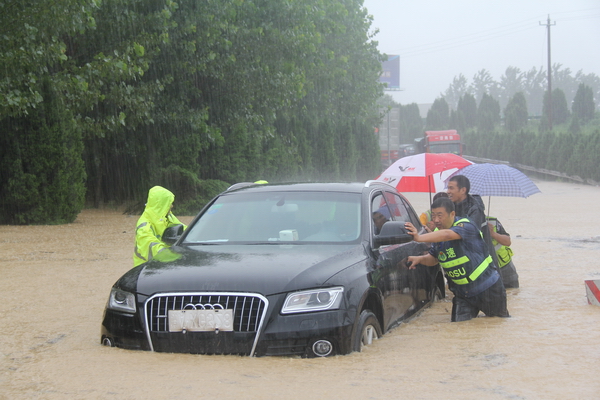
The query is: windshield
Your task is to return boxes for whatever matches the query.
[184,191,362,244]
[429,142,461,154]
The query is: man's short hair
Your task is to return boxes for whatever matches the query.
[431,197,455,214]
[449,175,470,194]
[432,191,449,202]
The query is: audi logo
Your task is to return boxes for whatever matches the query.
[182,303,225,310]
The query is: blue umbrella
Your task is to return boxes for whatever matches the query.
[447,163,541,198]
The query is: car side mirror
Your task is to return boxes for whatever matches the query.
[163,224,184,245]
[373,221,414,247]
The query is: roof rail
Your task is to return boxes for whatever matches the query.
[364,180,395,188]
[226,182,258,191]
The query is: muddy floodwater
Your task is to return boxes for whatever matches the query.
[1,179,600,399]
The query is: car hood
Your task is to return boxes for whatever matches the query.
[133,244,367,296]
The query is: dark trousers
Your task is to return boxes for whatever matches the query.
[499,260,519,288]
[451,278,510,322]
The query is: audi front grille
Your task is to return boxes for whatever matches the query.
[143,292,269,355]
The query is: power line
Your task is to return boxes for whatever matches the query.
[379,9,599,60]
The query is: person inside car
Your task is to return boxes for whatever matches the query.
[133,186,187,267]
[372,206,391,235]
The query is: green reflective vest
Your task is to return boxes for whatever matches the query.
[437,218,493,286]
[487,217,513,268]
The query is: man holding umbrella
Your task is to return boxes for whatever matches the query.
[446,175,486,229]
[447,175,500,267]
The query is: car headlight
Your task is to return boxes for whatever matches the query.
[281,287,344,314]
[107,288,137,313]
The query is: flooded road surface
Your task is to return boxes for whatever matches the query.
[1,180,599,399]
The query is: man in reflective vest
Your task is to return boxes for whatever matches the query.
[419,192,448,232]
[133,186,187,267]
[488,216,519,288]
[405,197,509,322]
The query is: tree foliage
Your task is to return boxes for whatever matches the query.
[443,73,468,110]
[0,78,85,224]
[456,92,477,131]
[399,103,423,140]
[0,0,385,222]
[425,98,450,130]
[572,83,595,124]
[504,92,528,133]
[442,64,600,118]
[541,88,570,129]
[462,128,600,184]
[477,93,500,132]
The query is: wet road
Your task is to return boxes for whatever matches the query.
[1,180,599,399]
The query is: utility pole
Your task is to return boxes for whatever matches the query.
[540,15,555,130]
[386,108,391,166]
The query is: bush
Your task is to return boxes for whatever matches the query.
[0,80,85,224]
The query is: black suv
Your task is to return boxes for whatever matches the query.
[101,181,445,357]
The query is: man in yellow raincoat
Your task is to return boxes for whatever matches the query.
[133,186,187,267]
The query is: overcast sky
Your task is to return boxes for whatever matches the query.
[362,0,600,105]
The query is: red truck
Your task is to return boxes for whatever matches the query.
[415,129,465,156]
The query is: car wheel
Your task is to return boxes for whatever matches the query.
[352,310,382,352]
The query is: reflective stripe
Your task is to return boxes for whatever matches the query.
[134,246,146,262]
[454,218,483,239]
[451,255,493,285]
[488,217,512,267]
[147,241,161,262]
[440,255,469,268]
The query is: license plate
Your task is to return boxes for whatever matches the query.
[168,309,234,332]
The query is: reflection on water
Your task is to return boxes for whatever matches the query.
[1,181,600,399]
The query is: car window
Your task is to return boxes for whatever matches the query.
[382,192,411,223]
[401,196,422,227]
[371,193,392,234]
[184,191,362,243]
[372,191,423,234]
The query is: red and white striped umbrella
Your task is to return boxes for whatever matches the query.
[376,153,473,193]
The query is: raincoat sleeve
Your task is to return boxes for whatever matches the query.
[166,212,187,230]
[133,222,170,267]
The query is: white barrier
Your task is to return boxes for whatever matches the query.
[584,280,600,305]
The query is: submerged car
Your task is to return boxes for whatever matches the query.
[101,181,445,357]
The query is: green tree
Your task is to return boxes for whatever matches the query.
[443,73,468,110]
[0,78,85,224]
[399,103,423,140]
[498,66,523,110]
[572,83,595,124]
[0,1,92,222]
[425,98,450,130]
[504,92,528,133]
[0,0,100,119]
[470,69,498,105]
[520,67,546,116]
[457,92,477,130]
[541,88,570,129]
[1,0,385,222]
[477,93,500,132]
